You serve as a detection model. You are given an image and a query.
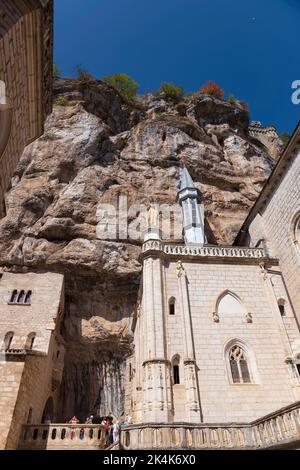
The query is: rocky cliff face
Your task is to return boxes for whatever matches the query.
[0,78,278,419]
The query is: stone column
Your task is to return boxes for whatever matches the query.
[141,252,172,422]
[176,260,202,422]
[133,305,144,423]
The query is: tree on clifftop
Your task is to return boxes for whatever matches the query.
[160,82,184,101]
[102,73,139,100]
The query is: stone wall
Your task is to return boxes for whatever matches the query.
[0,271,64,449]
[165,260,299,422]
[0,360,24,449]
[0,0,53,217]
[248,122,282,160]
[247,147,300,323]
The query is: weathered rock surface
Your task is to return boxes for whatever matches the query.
[0,78,279,419]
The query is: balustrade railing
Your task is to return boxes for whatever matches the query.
[119,402,300,450]
[142,241,266,260]
[18,424,106,450]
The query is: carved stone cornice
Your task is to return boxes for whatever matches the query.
[141,240,273,265]
[142,358,171,367]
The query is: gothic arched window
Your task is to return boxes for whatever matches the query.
[169,297,176,315]
[17,290,25,303]
[217,292,245,316]
[295,354,300,378]
[4,331,14,350]
[229,345,251,384]
[295,217,300,241]
[295,217,300,243]
[10,290,18,303]
[292,214,300,249]
[25,290,32,304]
[27,408,33,424]
[278,298,286,316]
[25,332,36,350]
[172,355,180,384]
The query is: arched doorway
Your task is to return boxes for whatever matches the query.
[42,397,54,424]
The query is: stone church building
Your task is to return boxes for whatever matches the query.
[130,149,300,422]
[125,123,300,448]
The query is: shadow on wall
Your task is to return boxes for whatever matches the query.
[57,275,136,423]
[0,81,13,160]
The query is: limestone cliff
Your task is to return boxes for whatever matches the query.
[0,78,279,420]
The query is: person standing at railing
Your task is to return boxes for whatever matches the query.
[69,416,79,424]
[101,417,110,447]
[112,419,120,443]
[69,416,79,440]
[85,415,94,424]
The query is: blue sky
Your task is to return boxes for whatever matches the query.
[54,0,300,134]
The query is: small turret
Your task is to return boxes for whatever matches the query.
[178,167,206,245]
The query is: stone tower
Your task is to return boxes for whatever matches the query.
[0,0,53,217]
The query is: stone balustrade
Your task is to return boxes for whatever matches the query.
[18,424,106,450]
[18,402,300,450]
[142,240,266,262]
[119,401,300,450]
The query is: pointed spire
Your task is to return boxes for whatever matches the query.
[177,167,206,245]
[180,167,195,191]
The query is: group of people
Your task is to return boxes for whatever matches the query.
[68,414,133,446]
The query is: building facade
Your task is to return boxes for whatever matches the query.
[0,0,53,217]
[0,272,65,450]
[129,125,300,433]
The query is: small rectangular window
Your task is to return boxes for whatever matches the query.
[173,365,180,384]
[279,305,285,316]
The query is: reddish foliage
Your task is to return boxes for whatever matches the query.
[200,81,224,99]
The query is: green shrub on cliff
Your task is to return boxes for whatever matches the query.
[102,73,139,100]
[279,131,291,146]
[54,96,68,106]
[160,82,184,101]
